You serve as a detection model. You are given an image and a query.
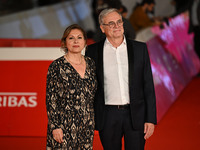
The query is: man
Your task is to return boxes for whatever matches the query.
[170,0,190,16]
[86,8,157,150]
[188,0,200,77]
[129,0,161,32]
[188,0,200,60]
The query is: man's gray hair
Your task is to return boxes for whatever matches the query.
[98,8,122,25]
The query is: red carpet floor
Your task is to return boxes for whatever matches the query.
[145,77,200,150]
[0,77,199,150]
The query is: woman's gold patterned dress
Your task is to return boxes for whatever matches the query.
[46,56,97,150]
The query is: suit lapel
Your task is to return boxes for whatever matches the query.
[97,40,105,88]
[126,39,134,88]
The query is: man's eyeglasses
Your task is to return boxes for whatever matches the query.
[102,20,123,28]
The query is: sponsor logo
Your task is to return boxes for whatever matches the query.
[0,92,37,107]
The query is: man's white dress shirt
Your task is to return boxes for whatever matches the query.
[103,37,130,105]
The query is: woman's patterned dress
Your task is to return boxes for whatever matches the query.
[46,56,97,150]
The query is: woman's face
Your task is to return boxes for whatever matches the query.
[66,29,86,54]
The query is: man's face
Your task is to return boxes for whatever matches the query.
[147,3,155,12]
[100,12,124,39]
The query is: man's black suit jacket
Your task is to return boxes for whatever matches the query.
[86,38,157,131]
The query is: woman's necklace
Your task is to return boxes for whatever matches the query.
[66,55,83,65]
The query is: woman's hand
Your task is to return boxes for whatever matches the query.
[52,128,64,143]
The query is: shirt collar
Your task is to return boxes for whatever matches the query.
[105,35,126,48]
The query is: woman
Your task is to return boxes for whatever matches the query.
[46,24,97,149]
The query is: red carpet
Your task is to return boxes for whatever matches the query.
[145,77,200,150]
[0,77,199,150]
